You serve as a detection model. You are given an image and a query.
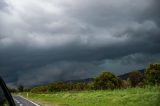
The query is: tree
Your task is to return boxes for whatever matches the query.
[144,64,160,85]
[31,86,47,93]
[94,71,122,90]
[87,82,95,90]
[18,85,24,92]
[48,82,66,92]
[122,80,130,88]
[8,88,17,93]
[73,82,89,91]
[128,71,143,87]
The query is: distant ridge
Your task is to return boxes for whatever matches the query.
[63,69,145,83]
[31,69,145,88]
[118,69,145,80]
[63,78,95,84]
[49,69,146,84]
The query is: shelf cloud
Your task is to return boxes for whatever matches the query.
[0,0,160,87]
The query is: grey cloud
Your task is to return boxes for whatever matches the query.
[15,61,102,86]
[112,53,160,65]
[100,53,160,75]
[0,0,8,11]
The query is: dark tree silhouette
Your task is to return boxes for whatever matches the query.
[18,85,24,92]
[94,71,122,90]
[128,71,143,87]
[145,64,160,85]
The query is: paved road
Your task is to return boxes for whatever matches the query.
[13,96,40,106]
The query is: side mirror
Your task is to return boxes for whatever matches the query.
[0,77,15,106]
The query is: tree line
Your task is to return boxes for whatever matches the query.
[10,63,160,93]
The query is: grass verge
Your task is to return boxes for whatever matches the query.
[21,86,160,106]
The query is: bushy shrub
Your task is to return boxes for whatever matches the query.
[144,64,160,85]
[93,71,122,90]
[121,80,130,88]
[48,82,66,92]
[128,71,143,87]
[31,86,48,93]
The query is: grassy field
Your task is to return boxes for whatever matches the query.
[21,86,160,106]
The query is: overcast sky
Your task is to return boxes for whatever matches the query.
[0,0,160,87]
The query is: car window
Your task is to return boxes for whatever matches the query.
[0,86,9,106]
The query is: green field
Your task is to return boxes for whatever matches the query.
[21,86,160,106]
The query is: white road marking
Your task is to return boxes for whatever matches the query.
[14,98,20,103]
[19,96,40,106]
[19,104,23,106]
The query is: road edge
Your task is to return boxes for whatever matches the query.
[18,96,40,106]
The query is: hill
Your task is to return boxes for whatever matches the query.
[118,69,145,80]
[62,69,145,84]
[63,78,95,84]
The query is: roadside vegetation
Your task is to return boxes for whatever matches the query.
[21,86,160,106]
[11,63,160,106]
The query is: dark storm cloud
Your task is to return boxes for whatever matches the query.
[16,61,103,86]
[138,0,160,26]
[0,0,8,10]
[0,0,160,86]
